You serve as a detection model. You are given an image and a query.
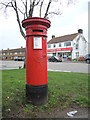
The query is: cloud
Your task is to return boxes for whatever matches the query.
[47,0,88,41]
[0,15,25,49]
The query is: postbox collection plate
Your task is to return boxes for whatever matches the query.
[33,37,42,49]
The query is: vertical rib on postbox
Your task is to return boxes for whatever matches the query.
[22,17,51,105]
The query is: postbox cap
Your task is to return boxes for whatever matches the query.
[22,17,51,29]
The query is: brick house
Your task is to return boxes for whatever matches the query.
[0,47,25,61]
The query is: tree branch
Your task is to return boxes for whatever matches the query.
[25,0,28,18]
[34,0,41,6]
[0,2,12,7]
[29,0,41,17]
[20,0,25,6]
[0,2,24,15]
[14,0,26,39]
[0,2,14,14]
[17,7,24,15]
[44,0,52,18]
[29,0,33,17]
[48,11,62,16]
[0,2,13,9]
[30,0,36,17]
[40,0,44,17]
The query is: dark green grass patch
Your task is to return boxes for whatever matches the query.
[2,69,88,118]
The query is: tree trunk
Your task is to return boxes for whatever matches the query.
[23,47,26,68]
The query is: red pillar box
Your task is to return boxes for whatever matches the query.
[22,17,51,105]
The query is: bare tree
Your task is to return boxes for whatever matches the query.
[0,0,77,39]
[0,0,77,67]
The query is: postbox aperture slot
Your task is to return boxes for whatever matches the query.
[33,30,43,32]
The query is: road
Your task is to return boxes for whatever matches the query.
[0,60,24,70]
[47,62,89,73]
[0,60,89,73]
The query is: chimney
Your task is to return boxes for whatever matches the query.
[78,29,83,34]
[52,35,55,39]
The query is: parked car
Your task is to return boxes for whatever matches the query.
[14,58,24,61]
[48,56,62,62]
[84,54,90,64]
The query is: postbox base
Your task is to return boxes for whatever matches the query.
[26,84,48,105]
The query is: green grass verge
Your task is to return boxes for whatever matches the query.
[2,69,88,118]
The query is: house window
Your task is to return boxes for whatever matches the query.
[76,52,79,57]
[76,43,79,49]
[15,52,17,55]
[10,53,12,55]
[47,44,51,48]
[73,42,75,46]
[59,43,61,47]
[64,41,71,46]
[53,53,56,56]
[20,52,22,54]
[53,44,56,48]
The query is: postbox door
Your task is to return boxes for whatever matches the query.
[26,36,47,86]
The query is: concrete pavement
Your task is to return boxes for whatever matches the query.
[0,60,89,73]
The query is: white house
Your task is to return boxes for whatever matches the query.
[47,29,88,60]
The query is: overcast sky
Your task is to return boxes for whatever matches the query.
[0,0,89,50]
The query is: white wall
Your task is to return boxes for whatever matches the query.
[72,34,87,59]
[72,35,79,59]
[47,34,88,59]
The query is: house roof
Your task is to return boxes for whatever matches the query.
[1,48,25,53]
[47,33,79,44]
